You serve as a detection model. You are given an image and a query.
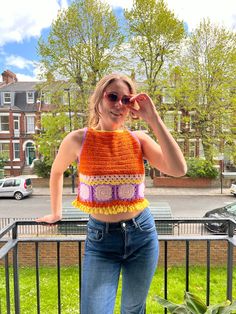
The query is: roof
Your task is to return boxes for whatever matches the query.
[0,81,40,92]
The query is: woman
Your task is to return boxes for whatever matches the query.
[37,74,187,314]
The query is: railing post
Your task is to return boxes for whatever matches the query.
[57,242,61,314]
[206,240,210,306]
[5,254,10,314]
[78,242,82,314]
[186,241,189,292]
[12,224,20,314]
[226,220,234,301]
[164,241,168,314]
[35,242,40,314]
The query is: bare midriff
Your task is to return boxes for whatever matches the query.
[91,210,143,223]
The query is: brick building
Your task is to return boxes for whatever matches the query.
[0,70,40,176]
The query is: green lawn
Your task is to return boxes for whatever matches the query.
[0,266,235,313]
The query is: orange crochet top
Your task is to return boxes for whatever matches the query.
[72,128,149,214]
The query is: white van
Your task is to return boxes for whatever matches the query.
[0,177,33,200]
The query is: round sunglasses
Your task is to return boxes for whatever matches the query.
[104,92,132,105]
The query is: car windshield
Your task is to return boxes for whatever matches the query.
[226,203,236,214]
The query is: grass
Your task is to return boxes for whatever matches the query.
[0,266,235,313]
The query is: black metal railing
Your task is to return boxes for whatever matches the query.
[0,218,235,314]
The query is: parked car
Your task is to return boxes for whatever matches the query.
[0,177,33,200]
[203,202,236,234]
[230,181,236,196]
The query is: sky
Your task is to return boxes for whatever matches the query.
[0,0,235,82]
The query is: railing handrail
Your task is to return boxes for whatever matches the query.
[0,218,235,312]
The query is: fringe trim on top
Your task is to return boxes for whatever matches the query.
[71,198,149,215]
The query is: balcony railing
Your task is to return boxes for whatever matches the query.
[0,218,235,314]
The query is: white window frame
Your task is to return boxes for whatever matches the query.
[0,114,10,133]
[25,115,35,134]
[13,141,20,160]
[0,141,10,160]
[27,91,35,104]
[199,95,207,105]
[177,111,182,132]
[189,111,196,132]
[177,138,185,153]
[199,140,205,158]
[164,111,175,132]
[3,92,11,104]
[43,92,51,105]
[13,115,20,137]
[162,87,175,104]
[189,139,197,158]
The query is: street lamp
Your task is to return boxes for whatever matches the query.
[64,88,75,193]
[218,153,224,194]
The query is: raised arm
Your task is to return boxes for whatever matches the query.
[129,94,187,177]
[36,129,84,223]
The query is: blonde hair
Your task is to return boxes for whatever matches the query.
[88,73,137,128]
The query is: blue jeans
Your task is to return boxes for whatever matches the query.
[81,207,159,314]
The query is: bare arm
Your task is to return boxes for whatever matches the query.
[36,129,84,223]
[129,94,187,177]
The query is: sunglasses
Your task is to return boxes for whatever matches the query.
[104,92,132,105]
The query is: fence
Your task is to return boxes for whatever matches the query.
[0,218,235,313]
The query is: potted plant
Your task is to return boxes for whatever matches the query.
[155,291,236,313]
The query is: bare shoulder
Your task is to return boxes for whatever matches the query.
[66,128,87,145]
[132,130,152,143]
[59,128,87,157]
[61,128,85,145]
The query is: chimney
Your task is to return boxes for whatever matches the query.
[1,70,18,84]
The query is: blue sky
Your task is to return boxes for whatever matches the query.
[0,0,235,82]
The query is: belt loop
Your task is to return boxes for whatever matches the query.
[132,217,138,228]
[105,222,109,233]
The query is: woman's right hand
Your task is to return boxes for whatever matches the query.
[35,214,62,224]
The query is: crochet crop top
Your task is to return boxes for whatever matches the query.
[72,127,149,214]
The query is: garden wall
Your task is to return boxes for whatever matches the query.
[0,240,234,267]
[153,177,232,188]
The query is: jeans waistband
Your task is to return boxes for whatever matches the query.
[89,207,150,231]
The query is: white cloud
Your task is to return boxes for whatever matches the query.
[5,55,35,70]
[14,73,39,82]
[0,0,69,46]
[104,0,236,31]
[166,0,236,31]
[103,0,132,9]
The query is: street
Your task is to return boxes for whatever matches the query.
[0,194,235,218]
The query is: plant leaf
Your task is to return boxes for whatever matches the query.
[206,300,236,314]
[155,296,190,313]
[185,292,207,314]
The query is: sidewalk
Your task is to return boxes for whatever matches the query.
[19,174,232,197]
[33,185,232,197]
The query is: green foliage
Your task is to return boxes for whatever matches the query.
[0,152,8,168]
[34,113,68,165]
[170,19,236,162]
[38,0,124,89]
[186,159,218,179]
[124,0,186,96]
[156,291,236,314]
[34,159,52,178]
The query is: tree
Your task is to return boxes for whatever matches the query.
[38,0,124,102]
[124,0,185,97]
[34,113,69,165]
[173,19,236,162]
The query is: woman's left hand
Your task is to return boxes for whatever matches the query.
[129,93,157,123]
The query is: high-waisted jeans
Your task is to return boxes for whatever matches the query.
[81,207,159,314]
